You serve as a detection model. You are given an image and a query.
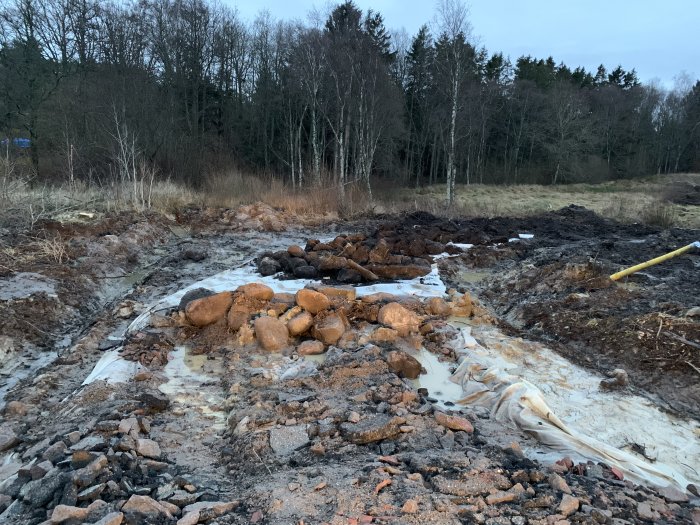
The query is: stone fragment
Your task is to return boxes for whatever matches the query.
[93,512,124,525]
[486,489,518,505]
[135,438,161,459]
[297,340,325,356]
[426,297,452,316]
[177,511,200,525]
[70,435,106,452]
[402,499,419,514]
[370,327,398,342]
[296,289,331,314]
[29,460,53,480]
[377,303,420,336]
[340,415,400,444]
[287,312,313,336]
[254,316,289,351]
[434,412,474,433]
[431,471,512,496]
[73,455,108,487]
[548,473,572,494]
[121,495,173,519]
[657,484,689,503]
[559,495,580,517]
[182,501,237,517]
[387,351,422,379]
[118,417,138,435]
[269,425,310,456]
[50,504,89,523]
[637,501,659,521]
[185,291,232,327]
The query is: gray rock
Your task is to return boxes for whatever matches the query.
[20,470,70,507]
[293,265,317,279]
[269,425,310,456]
[42,440,68,462]
[70,435,107,452]
[0,425,19,452]
[258,256,281,276]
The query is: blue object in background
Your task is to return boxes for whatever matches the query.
[0,137,31,148]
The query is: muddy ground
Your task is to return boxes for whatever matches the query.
[0,204,699,525]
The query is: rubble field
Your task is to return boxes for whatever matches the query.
[0,204,699,525]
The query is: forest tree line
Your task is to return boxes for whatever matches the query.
[1,0,699,203]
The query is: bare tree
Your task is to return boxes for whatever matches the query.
[434,0,472,205]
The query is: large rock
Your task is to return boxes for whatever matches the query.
[287,312,313,336]
[185,291,232,327]
[293,265,317,279]
[237,283,274,301]
[387,351,422,379]
[258,256,281,276]
[340,415,401,444]
[0,424,19,452]
[227,305,250,331]
[73,455,108,487]
[269,425,310,456]
[312,313,345,344]
[177,288,213,311]
[288,245,305,258]
[254,317,289,351]
[121,495,173,520]
[295,289,331,314]
[377,302,420,336]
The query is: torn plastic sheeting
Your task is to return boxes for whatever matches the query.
[82,349,143,385]
[450,353,693,492]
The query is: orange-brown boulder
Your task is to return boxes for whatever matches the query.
[287,312,314,336]
[312,313,345,344]
[377,302,420,336]
[185,292,232,327]
[295,289,331,314]
[254,317,289,351]
[237,283,274,301]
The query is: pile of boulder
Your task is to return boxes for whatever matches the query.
[170,282,475,367]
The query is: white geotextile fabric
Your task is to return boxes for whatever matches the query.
[450,352,692,491]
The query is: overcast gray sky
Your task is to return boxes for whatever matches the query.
[227,0,698,88]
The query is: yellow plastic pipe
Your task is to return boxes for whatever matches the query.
[610,241,700,281]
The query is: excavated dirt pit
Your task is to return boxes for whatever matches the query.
[1,206,699,525]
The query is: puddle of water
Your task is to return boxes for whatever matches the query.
[159,347,227,430]
[413,349,463,409]
[0,272,57,300]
